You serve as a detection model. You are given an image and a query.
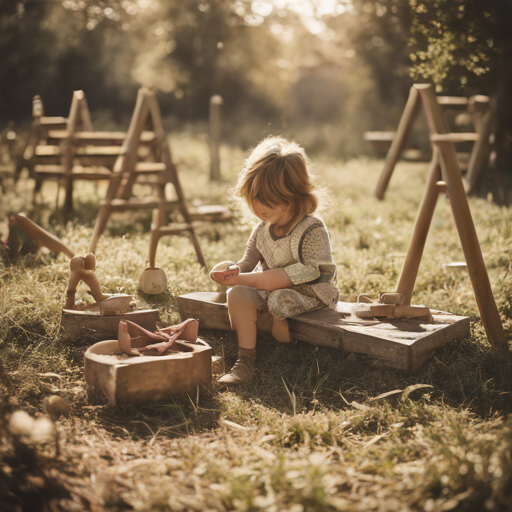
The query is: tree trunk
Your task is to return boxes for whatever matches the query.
[484,1,512,205]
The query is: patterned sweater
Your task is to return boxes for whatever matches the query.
[237,215,339,309]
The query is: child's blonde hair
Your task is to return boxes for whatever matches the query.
[233,137,318,218]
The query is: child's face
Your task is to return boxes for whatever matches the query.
[251,199,293,226]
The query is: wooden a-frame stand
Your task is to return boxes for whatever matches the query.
[88,88,206,269]
[177,84,507,371]
[395,84,507,353]
[375,85,491,200]
[26,91,94,208]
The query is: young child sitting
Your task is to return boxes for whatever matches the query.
[211,137,338,385]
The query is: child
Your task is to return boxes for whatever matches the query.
[211,137,338,385]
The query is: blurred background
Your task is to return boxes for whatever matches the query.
[1,0,504,161]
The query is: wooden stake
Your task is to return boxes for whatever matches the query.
[375,86,421,200]
[62,92,82,214]
[209,95,223,181]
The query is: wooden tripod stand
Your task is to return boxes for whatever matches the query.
[395,84,507,353]
[88,88,206,270]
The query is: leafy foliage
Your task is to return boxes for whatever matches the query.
[407,0,497,93]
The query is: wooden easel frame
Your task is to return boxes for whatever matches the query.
[88,88,206,269]
[394,84,507,353]
[61,91,94,213]
[374,86,490,200]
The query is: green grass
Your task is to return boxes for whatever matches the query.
[0,136,511,511]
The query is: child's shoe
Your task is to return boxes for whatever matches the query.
[218,347,256,385]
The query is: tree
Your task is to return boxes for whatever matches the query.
[353,0,512,204]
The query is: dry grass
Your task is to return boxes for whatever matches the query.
[1,135,511,511]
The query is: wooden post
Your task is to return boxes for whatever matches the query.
[375,86,421,200]
[396,151,442,306]
[209,95,223,181]
[416,84,507,353]
[78,94,94,132]
[32,95,44,119]
[62,91,83,214]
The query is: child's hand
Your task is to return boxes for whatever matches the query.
[210,261,240,285]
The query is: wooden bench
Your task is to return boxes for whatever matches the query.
[23,92,158,213]
[177,291,469,373]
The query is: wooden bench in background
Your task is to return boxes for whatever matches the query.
[372,89,491,200]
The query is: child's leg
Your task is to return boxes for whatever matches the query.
[267,289,322,343]
[227,285,266,349]
[219,286,267,385]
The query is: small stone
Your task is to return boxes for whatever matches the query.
[45,395,70,421]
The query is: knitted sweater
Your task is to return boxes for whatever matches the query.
[237,215,339,308]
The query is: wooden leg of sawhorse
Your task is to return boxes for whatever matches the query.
[436,142,508,353]
[396,151,442,306]
[88,203,112,254]
[148,228,206,269]
[62,174,74,215]
[375,86,421,200]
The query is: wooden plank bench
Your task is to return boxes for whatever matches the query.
[177,291,470,373]
[47,130,156,145]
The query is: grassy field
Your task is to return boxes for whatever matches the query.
[1,135,512,511]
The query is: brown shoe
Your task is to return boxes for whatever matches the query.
[218,348,256,385]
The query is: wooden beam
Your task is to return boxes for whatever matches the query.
[396,151,442,306]
[375,86,421,200]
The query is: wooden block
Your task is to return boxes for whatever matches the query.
[370,304,396,317]
[380,292,404,305]
[84,338,212,406]
[177,292,470,372]
[61,309,159,342]
[394,305,430,318]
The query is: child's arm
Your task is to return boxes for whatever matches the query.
[215,267,292,290]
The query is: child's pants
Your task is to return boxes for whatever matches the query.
[226,285,322,341]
